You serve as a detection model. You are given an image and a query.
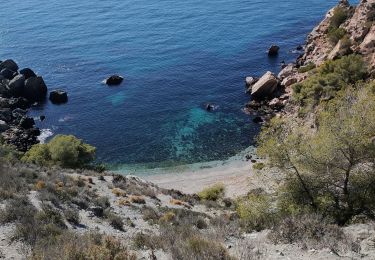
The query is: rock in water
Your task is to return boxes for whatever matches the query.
[0,59,19,72]
[251,71,279,99]
[19,68,37,79]
[8,75,25,97]
[0,68,17,80]
[105,75,124,86]
[24,76,48,102]
[49,90,68,104]
[268,45,280,56]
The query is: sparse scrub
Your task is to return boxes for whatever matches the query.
[198,183,225,201]
[236,193,274,231]
[64,208,80,225]
[269,214,353,252]
[108,214,124,231]
[31,232,136,260]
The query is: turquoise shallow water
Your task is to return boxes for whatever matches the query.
[0,0,353,169]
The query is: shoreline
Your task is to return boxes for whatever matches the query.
[114,146,257,197]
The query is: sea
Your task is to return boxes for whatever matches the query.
[0,0,353,171]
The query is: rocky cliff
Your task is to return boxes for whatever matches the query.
[300,0,375,72]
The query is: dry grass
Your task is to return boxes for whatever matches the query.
[129,195,146,204]
[112,188,127,197]
[269,214,356,252]
[170,198,191,208]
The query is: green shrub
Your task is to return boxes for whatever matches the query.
[330,7,348,28]
[236,193,273,231]
[22,135,96,168]
[327,7,349,45]
[328,27,347,45]
[252,162,265,170]
[293,55,367,108]
[298,62,316,73]
[198,183,225,201]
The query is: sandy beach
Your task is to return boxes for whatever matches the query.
[121,147,258,198]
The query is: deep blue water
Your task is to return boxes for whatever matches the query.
[0,0,348,169]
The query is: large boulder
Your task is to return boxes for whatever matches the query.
[245,77,259,93]
[105,75,124,86]
[24,76,47,102]
[0,68,17,80]
[8,75,25,97]
[49,90,68,104]
[19,68,37,79]
[0,59,19,72]
[251,71,279,99]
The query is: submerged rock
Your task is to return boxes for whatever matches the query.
[105,75,124,86]
[49,90,68,104]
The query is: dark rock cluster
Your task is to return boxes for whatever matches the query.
[0,59,58,151]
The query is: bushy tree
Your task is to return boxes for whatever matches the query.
[258,85,375,224]
[22,135,96,168]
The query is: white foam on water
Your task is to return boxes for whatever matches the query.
[37,129,54,143]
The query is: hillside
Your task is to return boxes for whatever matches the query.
[2,0,375,259]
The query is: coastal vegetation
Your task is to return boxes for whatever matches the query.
[257,55,375,226]
[22,135,96,168]
[327,6,349,44]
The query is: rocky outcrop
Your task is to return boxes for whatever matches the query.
[299,0,375,69]
[250,71,279,99]
[0,59,51,151]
